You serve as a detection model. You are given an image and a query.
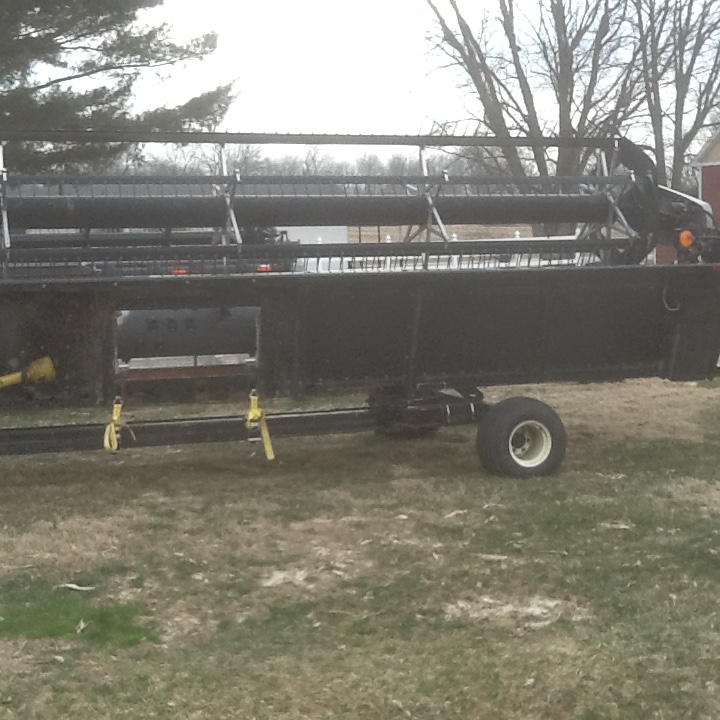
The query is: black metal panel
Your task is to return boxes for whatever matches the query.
[259,266,720,390]
[300,285,416,384]
[434,195,609,225]
[295,271,668,386]
[7,193,610,230]
[7,196,227,230]
[231,195,609,229]
[2,264,720,392]
[415,276,546,378]
[662,269,720,380]
[540,276,666,373]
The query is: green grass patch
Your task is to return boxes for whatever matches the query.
[0,575,156,647]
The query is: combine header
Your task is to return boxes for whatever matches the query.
[0,131,719,477]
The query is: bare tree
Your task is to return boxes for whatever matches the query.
[301,146,336,175]
[426,0,644,177]
[225,145,265,175]
[267,155,304,176]
[355,153,387,175]
[633,0,720,187]
[387,154,414,176]
[429,0,720,189]
[135,144,208,175]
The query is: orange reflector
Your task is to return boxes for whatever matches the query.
[171,268,189,275]
[256,264,275,273]
[679,230,695,248]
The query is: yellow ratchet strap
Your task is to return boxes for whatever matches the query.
[103,396,135,453]
[245,389,275,460]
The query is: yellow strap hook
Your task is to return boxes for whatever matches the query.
[104,396,135,453]
[245,389,275,460]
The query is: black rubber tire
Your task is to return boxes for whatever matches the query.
[476,397,566,478]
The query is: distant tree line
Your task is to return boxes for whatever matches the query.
[137,144,509,177]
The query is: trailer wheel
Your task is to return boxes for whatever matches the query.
[476,397,566,477]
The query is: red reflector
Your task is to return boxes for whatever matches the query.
[256,264,275,273]
[171,269,189,275]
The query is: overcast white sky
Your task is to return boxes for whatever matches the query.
[135,0,477,138]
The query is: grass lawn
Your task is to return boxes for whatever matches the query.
[1,378,720,718]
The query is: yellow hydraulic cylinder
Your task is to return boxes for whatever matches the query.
[0,356,55,390]
[0,370,23,390]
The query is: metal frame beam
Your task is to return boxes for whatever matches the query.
[0,143,10,251]
[0,129,618,149]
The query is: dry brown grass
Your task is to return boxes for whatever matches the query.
[487,377,720,442]
[1,379,720,718]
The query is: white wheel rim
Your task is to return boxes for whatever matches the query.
[508,420,553,468]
